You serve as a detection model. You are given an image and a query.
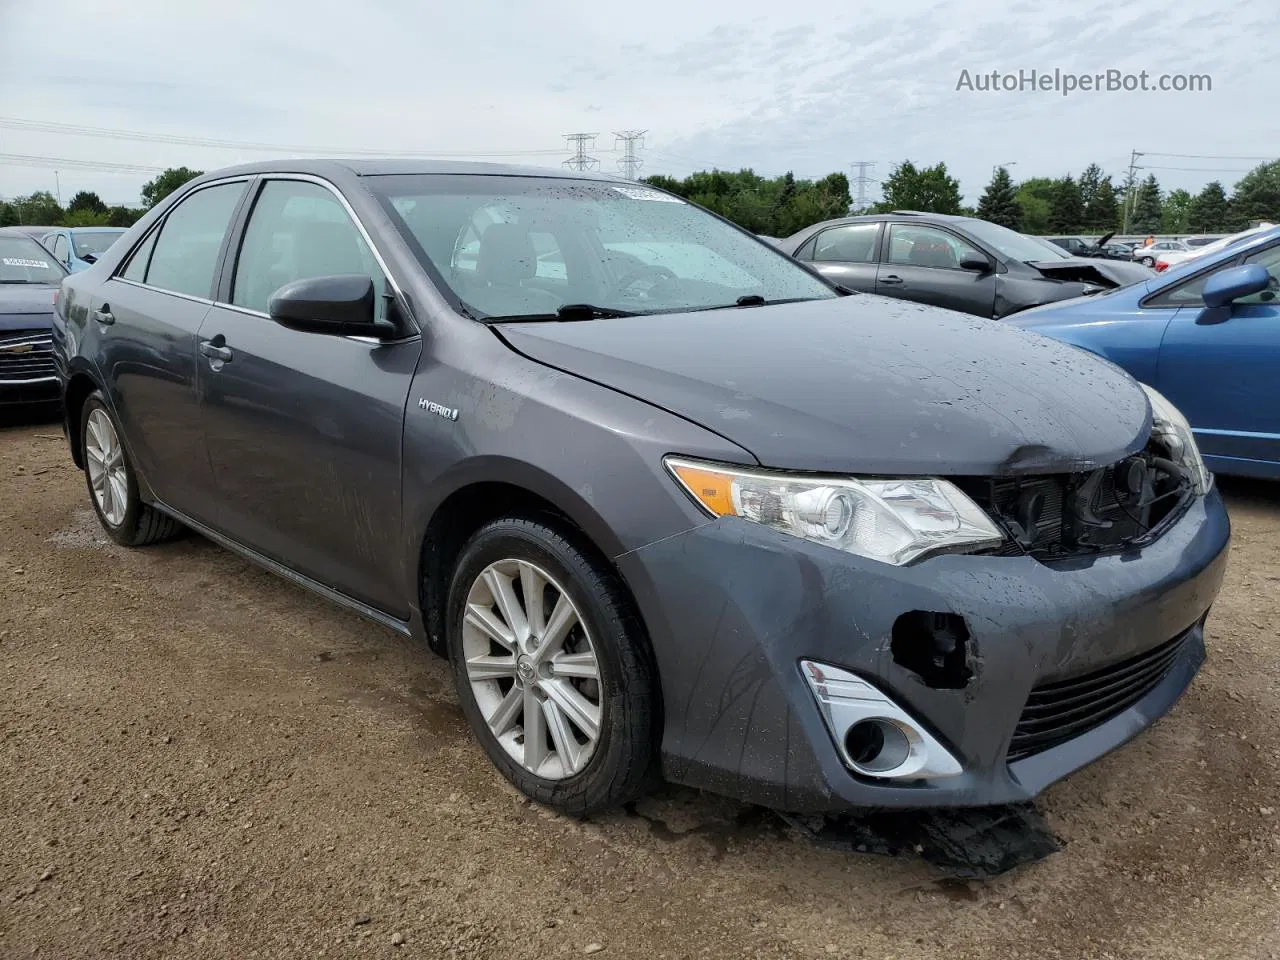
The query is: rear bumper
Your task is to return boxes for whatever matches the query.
[618,487,1230,812]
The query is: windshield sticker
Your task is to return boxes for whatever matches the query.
[2,257,51,269]
[611,186,684,203]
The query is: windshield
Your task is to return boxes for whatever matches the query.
[960,219,1072,262]
[70,229,126,258]
[368,174,837,318]
[0,236,66,283]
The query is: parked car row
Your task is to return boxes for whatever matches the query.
[0,229,66,410]
[2,224,126,273]
[41,160,1232,822]
[775,211,1153,319]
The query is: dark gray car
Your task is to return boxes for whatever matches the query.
[779,212,1153,319]
[53,161,1229,816]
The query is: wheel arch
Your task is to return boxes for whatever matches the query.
[63,366,103,470]
[412,457,635,658]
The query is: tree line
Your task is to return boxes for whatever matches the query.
[0,167,204,231]
[890,159,1279,236]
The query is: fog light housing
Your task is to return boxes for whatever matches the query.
[800,660,963,780]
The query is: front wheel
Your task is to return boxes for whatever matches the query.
[1141,256,1155,266]
[446,516,657,815]
[80,391,183,547]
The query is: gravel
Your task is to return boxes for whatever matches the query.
[2,419,1279,959]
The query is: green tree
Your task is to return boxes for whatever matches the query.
[875,161,962,215]
[1186,181,1231,233]
[1078,164,1104,222]
[13,191,64,225]
[1089,178,1121,233]
[975,166,1022,228]
[1048,175,1084,232]
[1228,160,1280,228]
[1160,189,1193,233]
[140,166,203,208]
[1014,177,1056,233]
[107,206,142,227]
[68,190,107,216]
[642,168,851,237]
[0,202,18,227]
[1129,175,1163,234]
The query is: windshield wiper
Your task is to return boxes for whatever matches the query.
[488,304,639,323]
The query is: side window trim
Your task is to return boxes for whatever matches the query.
[215,173,418,336]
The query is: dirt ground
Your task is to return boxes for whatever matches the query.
[1,416,1278,960]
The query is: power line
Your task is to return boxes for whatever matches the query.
[613,130,646,180]
[1141,151,1276,161]
[0,116,565,159]
[563,133,600,172]
[0,153,165,174]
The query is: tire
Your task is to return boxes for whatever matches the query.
[445,515,656,815]
[1141,256,1155,267]
[80,390,183,547]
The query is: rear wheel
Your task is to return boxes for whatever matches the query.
[446,516,656,815]
[81,391,183,547]
[1141,256,1155,266]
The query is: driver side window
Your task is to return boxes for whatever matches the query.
[1238,245,1280,305]
[232,180,385,316]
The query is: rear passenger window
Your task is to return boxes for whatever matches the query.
[812,224,878,264]
[232,180,384,315]
[144,183,245,298]
[121,231,158,283]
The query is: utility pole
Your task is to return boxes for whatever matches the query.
[563,133,600,172]
[54,171,61,205]
[850,161,876,212]
[613,130,647,180]
[1122,149,1143,235]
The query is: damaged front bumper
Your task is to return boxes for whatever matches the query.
[617,487,1230,813]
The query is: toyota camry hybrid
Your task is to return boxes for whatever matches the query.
[53,161,1229,815]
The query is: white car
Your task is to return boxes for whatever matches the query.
[1154,222,1278,272]
[1131,239,1189,267]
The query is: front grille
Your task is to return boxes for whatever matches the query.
[1007,628,1193,762]
[953,443,1193,562]
[0,330,55,382]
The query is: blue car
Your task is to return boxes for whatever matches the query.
[39,226,127,273]
[1008,225,1280,480]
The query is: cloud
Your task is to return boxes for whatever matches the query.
[0,0,1273,205]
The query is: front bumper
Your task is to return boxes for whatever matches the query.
[0,376,59,407]
[618,487,1230,812]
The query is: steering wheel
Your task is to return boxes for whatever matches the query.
[608,264,678,299]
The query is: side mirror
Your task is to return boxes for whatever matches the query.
[1201,263,1271,309]
[959,251,991,272]
[268,274,395,338]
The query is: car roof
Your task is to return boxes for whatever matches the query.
[0,225,59,236]
[188,158,633,182]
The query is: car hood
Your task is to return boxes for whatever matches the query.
[1027,257,1153,288]
[0,284,57,332]
[495,295,1151,476]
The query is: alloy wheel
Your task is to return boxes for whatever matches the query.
[84,408,128,527]
[462,559,603,780]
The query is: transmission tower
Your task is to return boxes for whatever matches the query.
[563,133,600,171]
[613,130,647,179]
[850,161,876,212]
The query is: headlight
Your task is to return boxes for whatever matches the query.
[664,457,1004,565]
[1140,384,1210,495]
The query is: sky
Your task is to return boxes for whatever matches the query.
[0,0,1276,208]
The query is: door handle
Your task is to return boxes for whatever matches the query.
[199,339,233,363]
[880,275,904,286]
[93,306,115,325]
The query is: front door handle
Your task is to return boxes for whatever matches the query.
[199,339,233,363]
[879,275,904,286]
[92,306,115,325]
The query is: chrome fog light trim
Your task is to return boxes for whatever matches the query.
[800,660,963,780]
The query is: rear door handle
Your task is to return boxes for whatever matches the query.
[880,275,904,286]
[92,306,115,325]
[199,339,233,363]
